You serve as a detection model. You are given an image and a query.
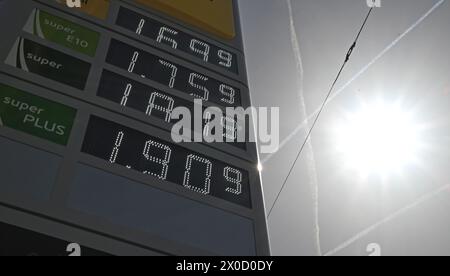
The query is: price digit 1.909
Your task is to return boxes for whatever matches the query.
[183,154,212,195]
[224,167,242,195]
[110,131,124,163]
[143,139,172,180]
[108,133,244,197]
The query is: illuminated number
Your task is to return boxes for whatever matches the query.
[219,84,235,105]
[221,116,237,140]
[143,140,172,180]
[128,51,139,73]
[183,154,212,195]
[110,131,124,163]
[203,111,212,137]
[120,83,132,106]
[224,167,242,195]
[146,92,175,123]
[190,39,210,62]
[156,26,178,49]
[218,50,233,68]
[189,73,209,101]
[159,60,178,88]
[136,19,145,35]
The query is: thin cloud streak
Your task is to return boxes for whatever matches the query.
[286,0,322,256]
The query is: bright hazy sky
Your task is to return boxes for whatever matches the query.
[239,0,450,255]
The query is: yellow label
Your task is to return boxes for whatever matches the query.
[135,0,235,40]
[55,0,110,20]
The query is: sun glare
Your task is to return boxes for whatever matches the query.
[334,101,422,177]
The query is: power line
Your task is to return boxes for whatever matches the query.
[267,7,375,218]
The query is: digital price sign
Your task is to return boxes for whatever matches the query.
[97,70,246,150]
[116,7,239,75]
[106,39,241,107]
[82,116,251,207]
[0,0,270,256]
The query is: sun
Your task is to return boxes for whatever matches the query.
[334,101,423,177]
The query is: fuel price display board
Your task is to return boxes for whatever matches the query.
[116,7,240,75]
[0,0,270,256]
[82,116,251,207]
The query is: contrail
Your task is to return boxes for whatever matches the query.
[286,0,322,256]
[324,184,450,256]
[262,0,446,165]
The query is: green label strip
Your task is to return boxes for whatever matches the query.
[0,83,77,145]
[24,9,100,57]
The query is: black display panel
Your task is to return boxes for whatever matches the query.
[97,70,246,150]
[81,116,252,208]
[0,221,110,256]
[106,39,242,107]
[116,7,239,75]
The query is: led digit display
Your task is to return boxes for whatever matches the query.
[116,7,239,75]
[81,116,252,208]
[106,39,241,107]
[97,70,246,150]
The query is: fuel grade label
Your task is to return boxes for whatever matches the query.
[23,9,100,57]
[0,83,76,145]
[5,37,91,90]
